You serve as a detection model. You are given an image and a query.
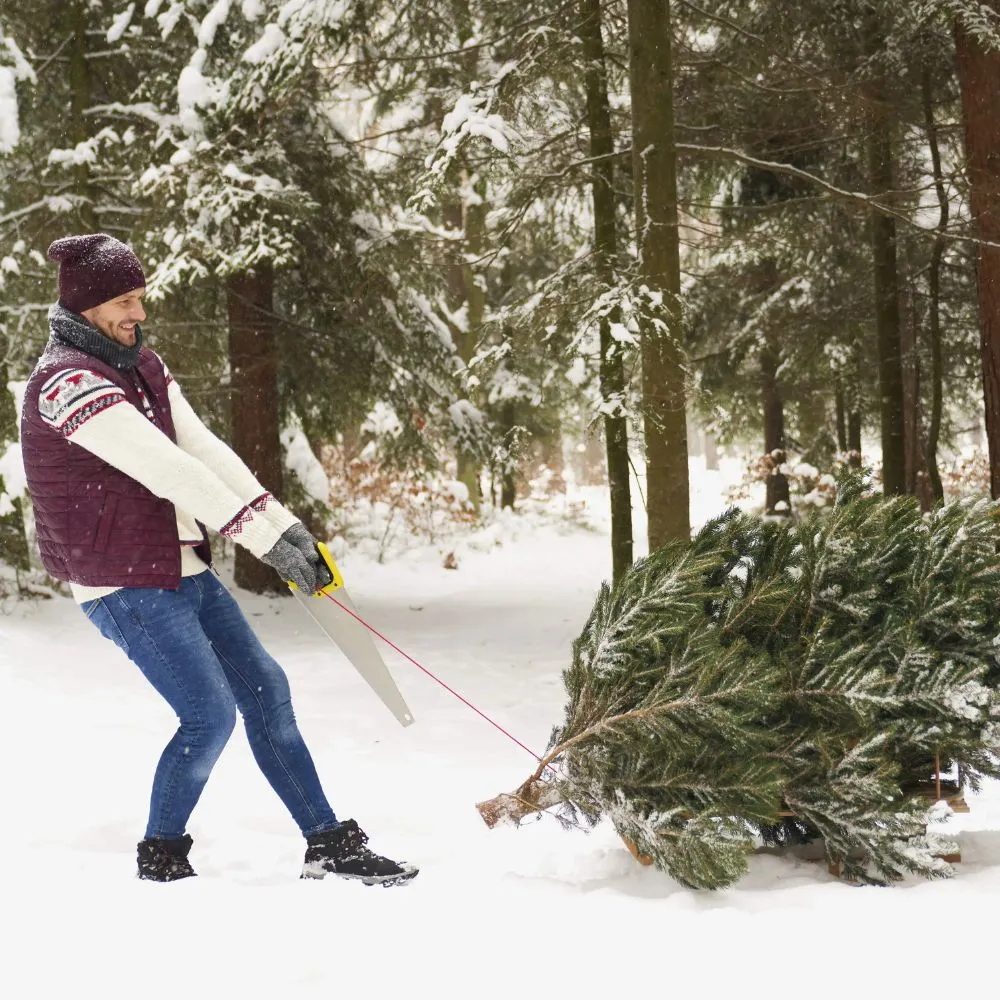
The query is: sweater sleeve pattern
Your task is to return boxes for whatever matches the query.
[37,368,127,437]
[167,379,300,536]
[60,398,286,560]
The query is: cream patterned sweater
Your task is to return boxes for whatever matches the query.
[38,355,299,602]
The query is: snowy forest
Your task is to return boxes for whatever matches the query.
[6,3,1000,994]
[0,0,998,593]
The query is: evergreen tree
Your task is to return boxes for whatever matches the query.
[129,1,469,582]
[479,475,1000,888]
[677,0,981,505]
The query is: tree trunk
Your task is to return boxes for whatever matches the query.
[442,0,483,512]
[581,0,632,582]
[227,265,284,594]
[900,277,920,496]
[847,407,862,467]
[538,419,566,493]
[761,339,790,516]
[899,279,934,509]
[500,398,516,510]
[626,0,690,551]
[704,431,719,471]
[955,10,1000,500]
[921,69,946,504]
[68,0,96,230]
[460,184,486,510]
[835,388,847,453]
[442,194,482,511]
[866,91,906,495]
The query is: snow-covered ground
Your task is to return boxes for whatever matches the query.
[3,458,999,998]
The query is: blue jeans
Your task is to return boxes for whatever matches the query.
[81,571,338,840]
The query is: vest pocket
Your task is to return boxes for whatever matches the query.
[93,492,120,553]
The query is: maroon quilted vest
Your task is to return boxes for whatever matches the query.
[20,341,212,588]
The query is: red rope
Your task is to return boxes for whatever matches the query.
[322,591,547,765]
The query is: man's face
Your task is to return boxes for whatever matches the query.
[81,288,146,347]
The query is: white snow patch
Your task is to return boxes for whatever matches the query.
[565,356,588,387]
[609,322,637,346]
[448,398,482,432]
[244,22,286,63]
[361,401,403,439]
[106,4,136,43]
[281,419,329,505]
[48,142,98,167]
[0,382,26,509]
[156,1,184,39]
[198,0,232,48]
[178,51,214,116]
[439,94,519,158]
[0,68,20,153]
[0,441,25,514]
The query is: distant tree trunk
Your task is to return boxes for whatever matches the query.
[835,388,847,453]
[227,265,284,594]
[921,69,946,504]
[704,431,719,471]
[68,0,96,231]
[626,0,689,550]
[900,278,918,494]
[441,0,483,513]
[577,431,606,485]
[847,407,862,466]
[581,0,632,582]
[955,9,1000,500]
[461,185,486,509]
[499,398,516,510]
[899,281,932,509]
[760,339,790,516]
[864,51,906,495]
[538,420,566,492]
[442,193,482,512]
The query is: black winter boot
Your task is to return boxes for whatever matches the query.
[302,819,418,887]
[136,834,197,882]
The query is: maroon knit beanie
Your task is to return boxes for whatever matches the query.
[46,233,146,314]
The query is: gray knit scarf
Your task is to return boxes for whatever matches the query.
[48,301,143,371]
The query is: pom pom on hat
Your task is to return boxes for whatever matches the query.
[47,233,146,314]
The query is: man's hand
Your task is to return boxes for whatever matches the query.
[283,522,333,589]
[262,530,318,593]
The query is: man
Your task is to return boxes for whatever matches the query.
[20,233,418,887]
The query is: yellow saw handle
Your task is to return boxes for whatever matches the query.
[288,541,345,597]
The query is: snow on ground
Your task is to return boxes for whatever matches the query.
[3,457,1000,998]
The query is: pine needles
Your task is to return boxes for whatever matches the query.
[478,476,1000,889]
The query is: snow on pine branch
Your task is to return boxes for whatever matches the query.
[0,28,36,154]
[107,4,137,43]
[921,0,1000,51]
[412,92,521,209]
[198,0,233,49]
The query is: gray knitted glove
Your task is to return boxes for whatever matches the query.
[262,530,318,593]
[283,521,333,589]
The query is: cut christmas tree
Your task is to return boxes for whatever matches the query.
[478,477,1000,888]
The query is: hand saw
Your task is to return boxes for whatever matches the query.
[288,542,414,728]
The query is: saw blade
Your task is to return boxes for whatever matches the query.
[293,588,415,728]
